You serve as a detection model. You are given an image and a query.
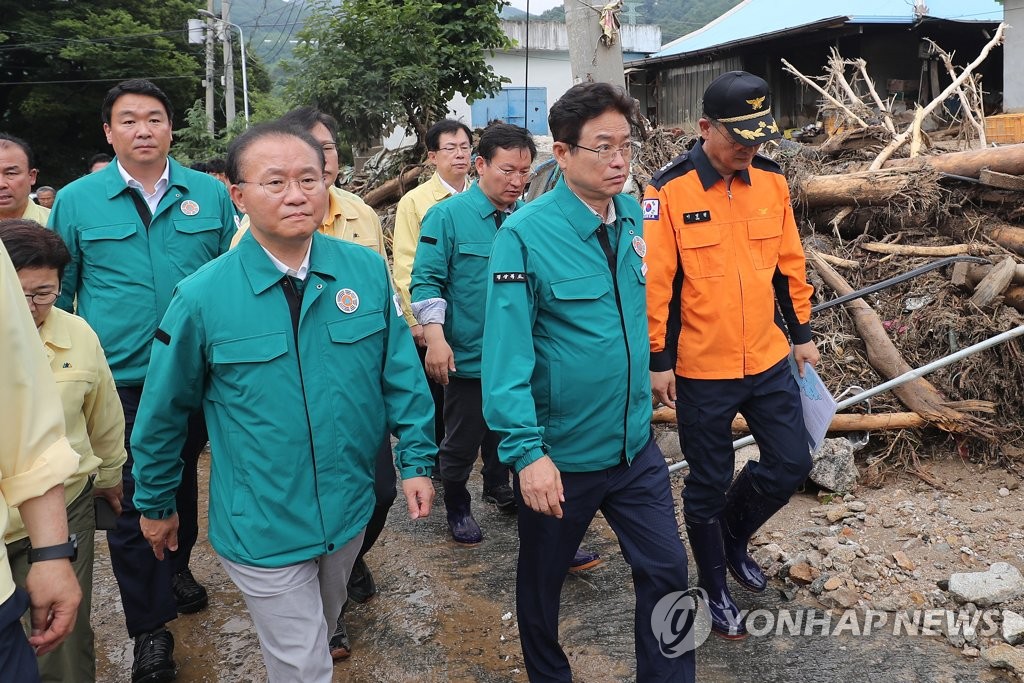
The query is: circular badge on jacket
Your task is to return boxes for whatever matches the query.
[336,288,360,313]
[180,200,200,216]
[632,235,647,257]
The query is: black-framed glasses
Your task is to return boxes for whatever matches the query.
[573,141,641,163]
[237,177,325,197]
[437,144,471,155]
[25,291,59,306]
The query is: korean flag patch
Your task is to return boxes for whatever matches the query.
[642,199,660,220]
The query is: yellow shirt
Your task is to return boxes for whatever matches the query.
[5,308,128,543]
[20,200,50,224]
[392,172,464,327]
[0,241,79,603]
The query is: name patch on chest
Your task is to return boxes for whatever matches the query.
[493,272,526,283]
[683,211,712,224]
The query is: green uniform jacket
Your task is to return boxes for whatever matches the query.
[481,178,652,474]
[50,158,237,386]
[131,232,436,568]
[410,183,523,379]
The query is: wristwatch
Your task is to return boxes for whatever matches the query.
[27,534,78,564]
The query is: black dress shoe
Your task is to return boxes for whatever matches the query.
[132,628,177,683]
[347,557,377,604]
[172,568,209,614]
[482,483,516,512]
[444,481,483,545]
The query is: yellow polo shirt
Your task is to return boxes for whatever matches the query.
[6,308,127,542]
[393,172,471,327]
[21,200,51,225]
[0,242,79,602]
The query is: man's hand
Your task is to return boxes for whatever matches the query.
[25,559,81,655]
[140,513,179,561]
[651,370,676,409]
[792,341,820,378]
[401,477,434,519]
[411,324,426,348]
[519,456,564,518]
[422,324,455,384]
[94,482,124,516]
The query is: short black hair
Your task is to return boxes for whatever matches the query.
[101,79,174,125]
[279,106,339,142]
[425,119,472,152]
[225,122,325,185]
[477,122,536,163]
[0,219,71,281]
[88,152,112,170]
[205,157,226,174]
[189,160,209,173]
[0,133,35,170]
[548,82,639,147]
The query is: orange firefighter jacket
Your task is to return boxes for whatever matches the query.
[643,140,813,380]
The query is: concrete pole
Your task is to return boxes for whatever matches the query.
[1004,1,1024,112]
[223,0,236,126]
[205,0,215,134]
[562,0,625,87]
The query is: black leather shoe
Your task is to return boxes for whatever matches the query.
[347,557,377,604]
[329,611,351,660]
[444,481,483,545]
[132,628,177,683]
[172,568,209,614]
[686,518,747,639]
[723,464,787,593]
[482,483,516,512]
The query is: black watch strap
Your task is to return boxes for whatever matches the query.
[28,534,78,564]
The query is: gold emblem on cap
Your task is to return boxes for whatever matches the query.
[718,108,773,123]
[746,96,766,110]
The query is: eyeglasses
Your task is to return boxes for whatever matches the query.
[237,177,325,197]
[573,141,642,163]
[25,291,59,306]
[321,142,338,152]
[711,123,760,150]
[437,144,471,155]
[492,167,534,182]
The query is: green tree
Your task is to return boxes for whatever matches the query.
[285,0,512,154]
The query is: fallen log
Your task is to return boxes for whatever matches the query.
[808,252,997,439]
[987,223,1024,257]
[363,166,424,209]
[969,257,1018,309]
[859,242,999,257]
[795,168,930,208]
[951,261,1024,288]
[882,143,1024,177]
[651,408,990,432]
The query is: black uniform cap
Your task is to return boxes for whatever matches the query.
[702,71,781,147]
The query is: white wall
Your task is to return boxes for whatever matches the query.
[1005,1,1024,112]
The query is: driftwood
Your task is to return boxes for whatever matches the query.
[796,168,925,208]
[858,242,999,257]
[814,252,860,269]
[808,252,996,439]
[952,261,1024,288]
[979,169,1024,191]
[650,408,995,433]
[882,143,1024,177]
[988,223,1024,257]
[363,166,424,209]
[969,257,1018,309]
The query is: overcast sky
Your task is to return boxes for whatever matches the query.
[506,0,563,13]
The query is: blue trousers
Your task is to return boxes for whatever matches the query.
[0,588,37,682]
[111,386,206,637]
[676,356,812,522]
[514,434,695,683]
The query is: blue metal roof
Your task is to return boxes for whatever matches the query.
[650,0,1003,58]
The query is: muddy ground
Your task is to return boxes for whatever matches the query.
[91,435,1021,682]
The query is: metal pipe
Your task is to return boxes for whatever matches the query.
[666,323,1024,474]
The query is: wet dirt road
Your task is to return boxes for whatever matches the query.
[92,451,1015,682]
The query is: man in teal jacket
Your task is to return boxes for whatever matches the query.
[132,122,436,682]
[411,122,534,542]
[482,83,695,682]
[48,78,236,683]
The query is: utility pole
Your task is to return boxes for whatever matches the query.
[223,0,236,127]
[205,0,216,134]
[563,0,626,87]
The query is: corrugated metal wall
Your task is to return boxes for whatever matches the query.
[655,57,743,128]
